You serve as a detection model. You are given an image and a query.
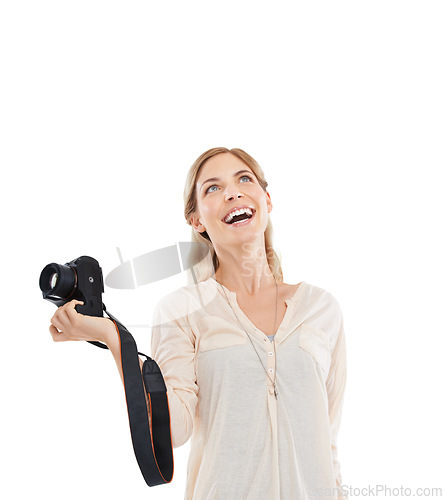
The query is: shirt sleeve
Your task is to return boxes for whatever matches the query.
[325,302,348,499]
[150,289,199,448]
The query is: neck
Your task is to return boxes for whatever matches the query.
[213,241,277,296]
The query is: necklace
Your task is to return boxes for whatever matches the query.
[214,274,280,400]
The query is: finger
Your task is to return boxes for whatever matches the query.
[49,324,68,342]
[66,299,84,313]
[65,300,84,321]
[64,304,83,326]
[60,309,75,333]
[51,314,65,333]
[69,299,84,306]
[53,307,70,328]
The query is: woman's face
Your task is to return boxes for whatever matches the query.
[191,152,272,248]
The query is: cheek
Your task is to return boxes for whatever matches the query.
[200,201,219,222]
[258,196,270,213]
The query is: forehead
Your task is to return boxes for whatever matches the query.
[197,153,252,185]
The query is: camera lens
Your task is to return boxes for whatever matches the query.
[50,273,58,288]
[39,263,76,299]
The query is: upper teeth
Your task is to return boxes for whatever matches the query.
[224,207,253,223]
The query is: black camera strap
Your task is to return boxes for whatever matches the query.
[88,306,174,487]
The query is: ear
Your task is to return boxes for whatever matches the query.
[266,191,273,213]
[191,213,206,233]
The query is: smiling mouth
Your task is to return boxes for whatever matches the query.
[223,209,256,225]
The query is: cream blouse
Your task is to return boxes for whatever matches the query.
[150,277,348,499]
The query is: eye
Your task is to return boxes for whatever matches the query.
[205,175,253,194]
[240,175,252,183]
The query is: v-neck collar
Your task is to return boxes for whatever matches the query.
[208,278,306,341]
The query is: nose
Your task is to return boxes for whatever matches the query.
[225,191,243,201]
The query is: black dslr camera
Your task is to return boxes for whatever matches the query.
[39,254,173,485]
[39,255,105,318]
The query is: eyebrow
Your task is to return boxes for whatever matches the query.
[200,169,253,191]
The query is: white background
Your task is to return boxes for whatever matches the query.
[1,1,442,499]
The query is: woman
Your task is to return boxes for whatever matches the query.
[49,147,348,500]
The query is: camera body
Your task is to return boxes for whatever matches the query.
[39,255,104,317]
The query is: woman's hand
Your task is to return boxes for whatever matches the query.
[49,299,115,344]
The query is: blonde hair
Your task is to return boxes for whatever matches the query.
[183,147,284,285]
